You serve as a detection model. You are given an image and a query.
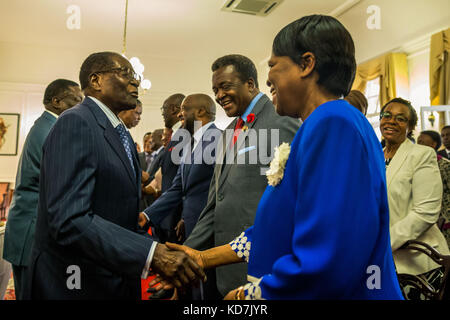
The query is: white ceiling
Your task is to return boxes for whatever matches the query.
[0,0,448,106]
[0,0,344,61]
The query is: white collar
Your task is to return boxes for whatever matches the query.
[172,120,182,134]
[88,96,125,129]
[45,110,59,119]
[192,121,214,151]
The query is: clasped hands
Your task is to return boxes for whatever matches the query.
[149,242,245,300]
[150,242,206,292]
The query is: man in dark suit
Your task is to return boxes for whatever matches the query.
[160,94,185,192]
[3,79,83,299]
[26,52,204,299]
[438,125,450,159]
[139,129,164,211]
[184,54,300,299]
[140,94,221,242]
[138,131,153,172]
[119,99,142,130]
[146,94,185,244]
[141,94,221,300]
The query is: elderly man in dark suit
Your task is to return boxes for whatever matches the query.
[183,54,300,299]
[3,79,83,299]
[26,52,204,299]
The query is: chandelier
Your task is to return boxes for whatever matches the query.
[122,0,151,91]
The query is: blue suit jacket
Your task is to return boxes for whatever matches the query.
[150,125,188,243]
[236,100,403,299]
[3,111,56,266]
[145,124,221,238]
[27,97,153,299]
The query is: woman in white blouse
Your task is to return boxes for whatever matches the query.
[380,97,449,299]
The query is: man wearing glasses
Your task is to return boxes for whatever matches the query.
[26,52,204,299]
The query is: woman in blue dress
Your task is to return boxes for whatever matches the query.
[163,14,404,300]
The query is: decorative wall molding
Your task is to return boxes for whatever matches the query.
[328,0,362,17]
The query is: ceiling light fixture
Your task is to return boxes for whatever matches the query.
[122,0,151,91]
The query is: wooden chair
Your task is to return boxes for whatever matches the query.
[397,240,450,300]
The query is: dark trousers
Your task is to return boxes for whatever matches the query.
[12,264,27,300]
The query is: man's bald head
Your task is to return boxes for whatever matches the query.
[184,94,216,121]
[178,93,216,134]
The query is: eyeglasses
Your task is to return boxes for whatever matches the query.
[379,111,409,124]
[93,67,141,83]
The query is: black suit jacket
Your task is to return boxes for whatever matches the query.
[145,124,221,238]
[138,152,148,171]
[149,126,186,242]
[27,97,154,300]
[438,149,449,159]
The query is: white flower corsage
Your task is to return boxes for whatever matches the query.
[265,142,291,187]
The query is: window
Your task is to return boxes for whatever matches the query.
[365,77,382,140]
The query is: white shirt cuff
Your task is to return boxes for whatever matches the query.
[142,212,150,223]
[141,241,158,279]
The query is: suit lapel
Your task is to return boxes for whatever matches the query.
[216,94,269,191]
[215,119,237,191]
[183,124,217,190]
[85,98,138,189]
[386,139,413,190]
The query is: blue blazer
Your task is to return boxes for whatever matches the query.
[3,111,56,267]
[145,124,221,238]
[232,100,403,299]
[26,97,154,300]
[151,126,189,242]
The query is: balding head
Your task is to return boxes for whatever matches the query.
[185,94,216,120]
[165,93,185,107]
[179,94,216,134]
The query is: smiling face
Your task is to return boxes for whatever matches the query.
[267,53,305,117]
[212,65,255,117]
[380,102,411,145]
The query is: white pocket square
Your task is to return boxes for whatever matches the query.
[238,145,256,155]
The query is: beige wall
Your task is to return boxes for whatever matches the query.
[1,0,449,185]
[0,82,45,185]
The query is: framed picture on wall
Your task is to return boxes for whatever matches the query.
[0,113,20,156]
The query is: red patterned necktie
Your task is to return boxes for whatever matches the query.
[230,118,245,147]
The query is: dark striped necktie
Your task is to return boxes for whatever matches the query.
[115,123,136,174]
